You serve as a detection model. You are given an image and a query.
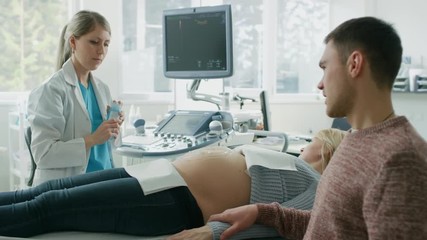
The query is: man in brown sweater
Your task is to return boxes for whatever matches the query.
[204,17,427,240]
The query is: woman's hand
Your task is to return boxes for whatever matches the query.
[115,100,125,126]
[118,109,125,126]
[107,100,125,126]
[84,119,120,150]
[208,204,259,240]
[167,225,212,240]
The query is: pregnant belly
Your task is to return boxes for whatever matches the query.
[173,146,251,222]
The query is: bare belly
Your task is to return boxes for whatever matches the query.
[173,146,251,222]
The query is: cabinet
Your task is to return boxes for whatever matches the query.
[8,112,30,190]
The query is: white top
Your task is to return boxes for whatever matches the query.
[27,59,113,185]
[124,159,187,195]
[237,145,297,174]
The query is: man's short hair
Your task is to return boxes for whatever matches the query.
[324,17,402,89]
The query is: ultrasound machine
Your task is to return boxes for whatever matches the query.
[117,102,287,161]
[117,110,236,158]
[116,5,288,160]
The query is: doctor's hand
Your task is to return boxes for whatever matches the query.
[208,204,258,240]
[84,119,120,150]
[107,100,125,127]
[118,110,125,127]
[167,225,212,240]
[116,100,125,126]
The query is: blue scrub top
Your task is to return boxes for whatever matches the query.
[79,81,112,172]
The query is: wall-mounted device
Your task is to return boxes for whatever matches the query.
[414,74,427,92]
[117,110,233,157]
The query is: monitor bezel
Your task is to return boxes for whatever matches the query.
[162,4,233,79]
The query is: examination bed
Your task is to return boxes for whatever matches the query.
[0,232,283,239]
[0,232,167,240]
[10,108,290,240]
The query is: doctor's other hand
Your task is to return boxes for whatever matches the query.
[84,119,120,150]
[208,204,259,240]
[167,225,212,240]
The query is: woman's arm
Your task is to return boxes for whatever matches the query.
[208,221,280,240]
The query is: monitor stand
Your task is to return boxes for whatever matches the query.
[188,79,223,110]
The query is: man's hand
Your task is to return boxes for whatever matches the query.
[167,225,212,240]
[208,204,258,240]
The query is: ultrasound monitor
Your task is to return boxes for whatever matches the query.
[163,5,233,79]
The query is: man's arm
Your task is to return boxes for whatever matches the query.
[257,202,311,240]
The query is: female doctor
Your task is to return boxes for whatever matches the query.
[27,10,123,186]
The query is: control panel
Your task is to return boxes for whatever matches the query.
[117,110,233,157]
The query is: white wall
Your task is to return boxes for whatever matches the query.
[376,0,427,67]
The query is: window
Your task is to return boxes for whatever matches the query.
[121,0,191,96]
[222,0,329,94]
[0,0,70,93]
[123,0,329,99]
[222,0,264,89]
[275,0,328,94]
[121,0,329,100]
[1,0,328,101]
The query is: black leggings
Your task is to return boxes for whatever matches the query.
[0,168,204,237]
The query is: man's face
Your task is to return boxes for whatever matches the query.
[317,41,354,118]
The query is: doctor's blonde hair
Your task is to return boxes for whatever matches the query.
[313,128,347,173]
[56,10,111,70]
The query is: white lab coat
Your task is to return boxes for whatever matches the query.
[27,59,114,185]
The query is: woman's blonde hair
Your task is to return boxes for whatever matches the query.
[313,128,347,173]
[56,10,111,70]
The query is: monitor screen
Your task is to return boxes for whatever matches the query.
[158,114,208,135]
[157,111,215,136]
[163,5,233,79]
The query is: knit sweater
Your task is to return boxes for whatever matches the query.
[256,116,427,240]
[208,152,320,240]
